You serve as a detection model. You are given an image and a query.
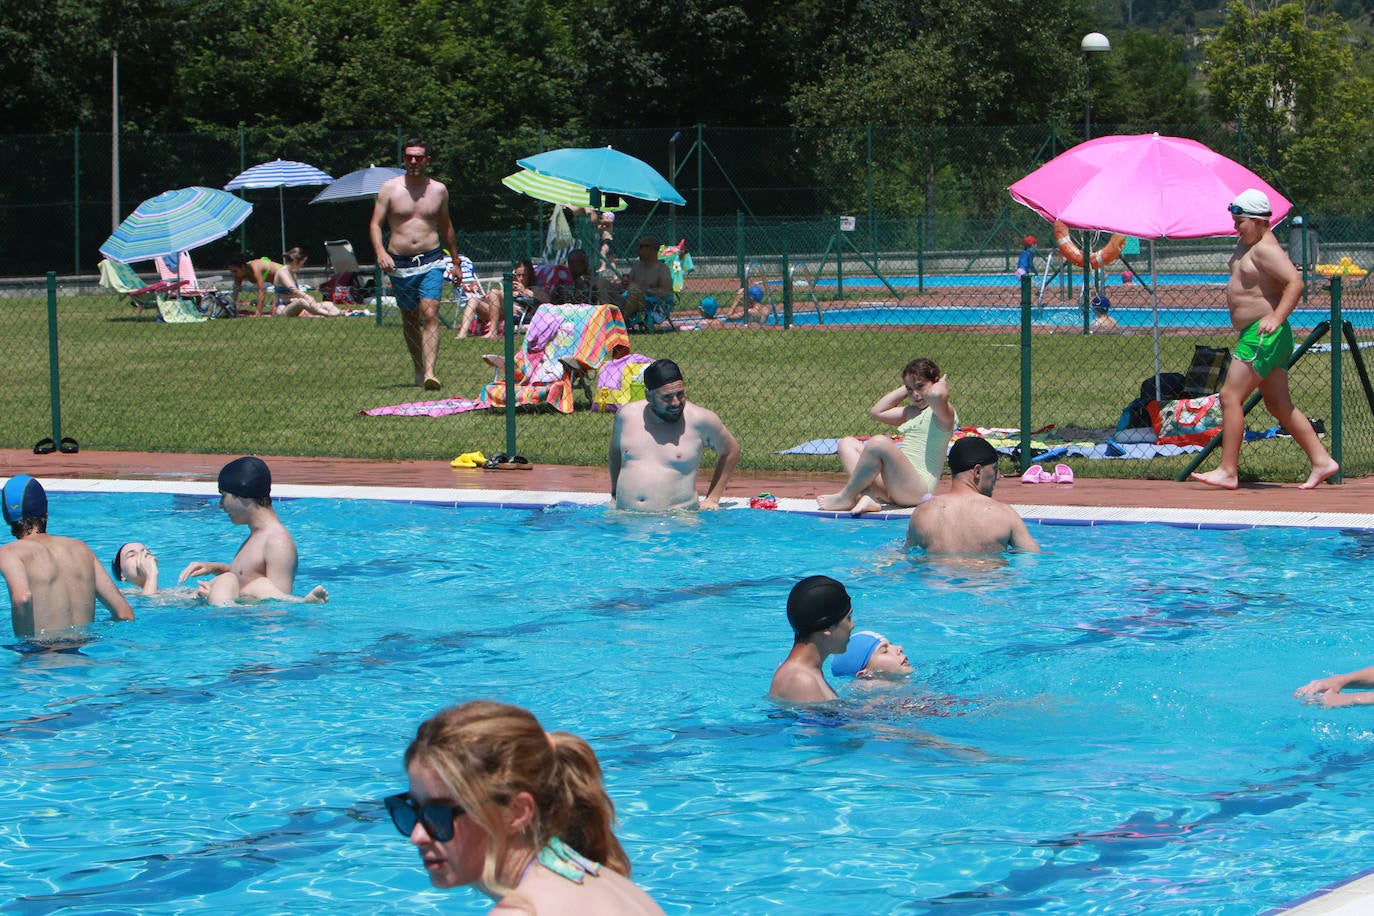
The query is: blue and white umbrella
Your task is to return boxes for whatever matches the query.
[99,187,254,264]
[225,159,334,254]
[309,166,405,205]
[516,147,685,206]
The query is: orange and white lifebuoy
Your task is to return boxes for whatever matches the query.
[1053,220,1126,269]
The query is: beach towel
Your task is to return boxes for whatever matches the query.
[592,353,654,413]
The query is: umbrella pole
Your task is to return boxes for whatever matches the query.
[279,186,286,257]
[1151,239,1162,401]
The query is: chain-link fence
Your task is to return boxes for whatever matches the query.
[6,213,1372,482]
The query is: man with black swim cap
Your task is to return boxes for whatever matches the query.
[0,474,134,637]
[906,436,1041,555]
[769,575,856,703]
[179,457,328,605]
[609,358,740,511]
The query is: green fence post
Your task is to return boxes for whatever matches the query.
[916,219,925,293]
[1020,274,1032,473]
[696,123,704,250]
[1331,275,1344,479]
[1081,255,1090,335]
[781,226,792,329]
[502,272,517,458]
[866,124,875,263]
[735,211,744,286]
[373,264,384,326]
[73,129,80,274]
[238,125,247,251]
[46,272,62,446]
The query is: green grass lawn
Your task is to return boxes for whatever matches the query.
[1,289,1367,482]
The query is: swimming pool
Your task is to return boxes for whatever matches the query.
[3,490,1372,913]
[767,304,1346,330]
[808,273,1232,289]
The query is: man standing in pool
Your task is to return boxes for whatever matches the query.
[769,575,856,704]
[609,359,740,511]
[906,436,1041,555]
[1191,189,1339,491]
[178,457,328,605]
[0,474,134,638]
[370,137,460,392]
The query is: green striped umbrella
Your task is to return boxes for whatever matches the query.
[501,169,628,210]
[99,187,254,263]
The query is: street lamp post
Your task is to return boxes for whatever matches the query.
[1081,32,1111,140]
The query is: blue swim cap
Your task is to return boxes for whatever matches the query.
[700,296,718,318]
[3,474,47,524]
[831,631,883,677]
[747,284,764,303]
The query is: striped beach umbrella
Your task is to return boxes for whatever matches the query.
[99,187,254,264]
[516,147,685,206]
[309,166,405,205]
[501,168,629,211]
[225,159,334,254]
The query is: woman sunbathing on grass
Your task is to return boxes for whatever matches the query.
[817,358,957,516]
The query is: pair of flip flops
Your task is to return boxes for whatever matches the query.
[450,451,486,468]
[1020,463,1074,484]
[483,453,533,470]
[33,437,78,455]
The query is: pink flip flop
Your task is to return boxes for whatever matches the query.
[1020,465,1050,483]
[1052,463,1075,484]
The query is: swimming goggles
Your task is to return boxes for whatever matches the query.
[1228,203,1270,217]
[384,792,462,842]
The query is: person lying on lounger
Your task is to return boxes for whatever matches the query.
[818,358,957,515]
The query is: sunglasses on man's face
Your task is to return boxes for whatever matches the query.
[385,792,462,842]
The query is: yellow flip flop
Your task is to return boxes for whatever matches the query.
[450,451,486,468]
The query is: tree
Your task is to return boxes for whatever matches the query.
[1092,30,1205,129]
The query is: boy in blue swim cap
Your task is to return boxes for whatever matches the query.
[0,474,134,638]
[769,575,856,703]
[831,630,913,679]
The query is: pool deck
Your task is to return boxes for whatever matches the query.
[4,447,1373,913]
[5,447,1373,530]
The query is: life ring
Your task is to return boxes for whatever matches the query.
[1053,220,1126,269]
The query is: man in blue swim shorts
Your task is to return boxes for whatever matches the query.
[370,138,461,391]
[1191,189,1338,491]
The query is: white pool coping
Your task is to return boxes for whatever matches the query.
[42,478,1374,912]
[55,477,1374,532]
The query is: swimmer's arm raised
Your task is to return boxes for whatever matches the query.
[93,555,135,621]
[870,386,913,426]
[926,375,957,431]
[178,560,229,583]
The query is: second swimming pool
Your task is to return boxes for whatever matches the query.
[2,491,1372,913]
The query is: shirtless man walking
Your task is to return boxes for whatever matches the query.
[0,474,134,638]
[906,437,1041,555]
[609,359,740,511]
[178,457,327,606]
[370,138,460,391]
[1191,189,1339,490]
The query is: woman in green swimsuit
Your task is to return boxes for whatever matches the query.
[389,700,665,914]
[818,357,958,516]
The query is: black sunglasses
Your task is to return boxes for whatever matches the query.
[384,792,462,842]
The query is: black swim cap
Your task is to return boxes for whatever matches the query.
[218,456,271,498]
[643,359,684,391]
[786,575,851,637]
[947,437,1000,475]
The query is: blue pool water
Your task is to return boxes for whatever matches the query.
[810,273,1230,289]
[769,304,1346,329]
[4,491,1374,914]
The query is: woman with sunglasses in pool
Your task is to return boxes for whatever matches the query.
[388,700,664,914]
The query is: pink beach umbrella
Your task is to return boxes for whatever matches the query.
[1009,133,1292,397]
[1008,133,1290,239]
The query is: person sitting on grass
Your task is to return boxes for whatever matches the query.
[818,358,957,515]
[227,249,347,318]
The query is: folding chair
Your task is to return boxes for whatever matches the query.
[155,252,222,299]
[97,259,179,315]
[1183,344,1231,398]
[323,239,373,306]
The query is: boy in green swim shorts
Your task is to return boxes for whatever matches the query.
[1191,189,1338,491]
